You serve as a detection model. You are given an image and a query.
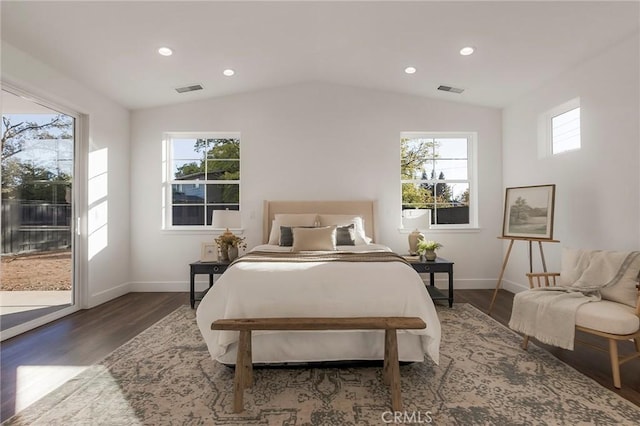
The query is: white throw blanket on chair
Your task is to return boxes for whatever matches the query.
[509,250,639,350]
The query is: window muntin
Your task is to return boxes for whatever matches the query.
[166,134,240,228]
[401,133,476,228]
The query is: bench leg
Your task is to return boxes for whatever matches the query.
[244,331,253,388]
[383,333,390,385]
[234,330,252,413]
[384,329,402,412]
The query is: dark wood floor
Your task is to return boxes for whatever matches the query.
[0,290,638,422]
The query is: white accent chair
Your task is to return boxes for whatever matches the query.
[521,249,640,389]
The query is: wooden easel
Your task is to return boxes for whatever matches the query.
[488,236,560,315]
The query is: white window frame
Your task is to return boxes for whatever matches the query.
[400,131,478,230]
[538,97,581,157]
[162,132,241,231]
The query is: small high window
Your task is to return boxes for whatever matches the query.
[540,98,581,155]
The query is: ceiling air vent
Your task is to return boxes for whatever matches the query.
[437,85,464,94]
[175,84,203,94]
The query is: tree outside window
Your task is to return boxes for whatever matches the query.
[401,133,474,227]
[167,135,240,227]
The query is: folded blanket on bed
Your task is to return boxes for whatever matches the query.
[231,250,411,265]
[509,250,640,350]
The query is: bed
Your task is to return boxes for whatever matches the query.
[195,200,441,365]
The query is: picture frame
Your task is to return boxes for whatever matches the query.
[200,242,218,262]
[502,184,556,240]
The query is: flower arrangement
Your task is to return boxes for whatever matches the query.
[214,233,247,251]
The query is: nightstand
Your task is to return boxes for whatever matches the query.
[406,257,454,307]
[189,260,230,308]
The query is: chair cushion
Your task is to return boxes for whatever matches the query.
[575,300,640,335]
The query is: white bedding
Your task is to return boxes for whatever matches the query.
[196,244,441,365]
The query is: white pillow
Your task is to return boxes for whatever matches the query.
[267,213,318,245]
[559,247,593,286]
[318,214,371,245]
[599,251,640,308]
[292,226,337,251]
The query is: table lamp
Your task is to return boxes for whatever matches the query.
[212,209,241,238]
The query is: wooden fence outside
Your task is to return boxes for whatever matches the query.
[1,200,72,254]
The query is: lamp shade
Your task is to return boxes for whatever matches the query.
[402,208,431,230]
[212,209,241,229]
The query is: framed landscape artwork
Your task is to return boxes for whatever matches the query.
[502,184,556,240]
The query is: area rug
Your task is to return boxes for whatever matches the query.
[4,304,640,425]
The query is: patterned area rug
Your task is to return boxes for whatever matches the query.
[4,304,640,425]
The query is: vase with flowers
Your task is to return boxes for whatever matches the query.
[215,233,247,262]
[416,240,443,261]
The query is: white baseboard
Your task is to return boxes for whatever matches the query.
[128,278,528,293]
[502,279,529,294]
[88,282,131,308]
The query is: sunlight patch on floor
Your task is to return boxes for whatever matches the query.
[16,365,87,412]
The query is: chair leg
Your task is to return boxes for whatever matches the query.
[634,336,640,354]
[522,335,530,350]
[608,338,621,389]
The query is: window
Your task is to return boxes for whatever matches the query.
[401,132,477,229]
[539,98,580,156]
[164,133,240,228]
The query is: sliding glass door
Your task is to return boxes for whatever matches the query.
[1,88,78,336]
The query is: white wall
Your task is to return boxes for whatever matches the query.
[502,33,640,291]
[2,42,131,307]
[130,82,503,291]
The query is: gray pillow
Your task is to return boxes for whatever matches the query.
[279,226,315,247]
[336,224,356,246]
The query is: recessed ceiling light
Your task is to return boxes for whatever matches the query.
[404,66,417,74]
[158,47,173,56]
[459,46,475,56]
[223,69,235,77]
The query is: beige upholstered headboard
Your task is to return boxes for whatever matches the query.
[263,200,376,244]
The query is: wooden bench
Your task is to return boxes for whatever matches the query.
[211,316,426,413]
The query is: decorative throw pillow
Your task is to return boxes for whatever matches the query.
[291,226,337,251]
[599,251,640,308]
[279,226,315,247]
[267,213,318,245]
[317,214,371,245]
[336,224,356,246]
[559,247,593,286]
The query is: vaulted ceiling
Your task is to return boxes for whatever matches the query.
[2,1,638,110]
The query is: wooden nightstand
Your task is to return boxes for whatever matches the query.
[189,260,231,308]
[406,257,454,307]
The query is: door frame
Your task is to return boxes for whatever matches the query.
[0,82,87,341]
